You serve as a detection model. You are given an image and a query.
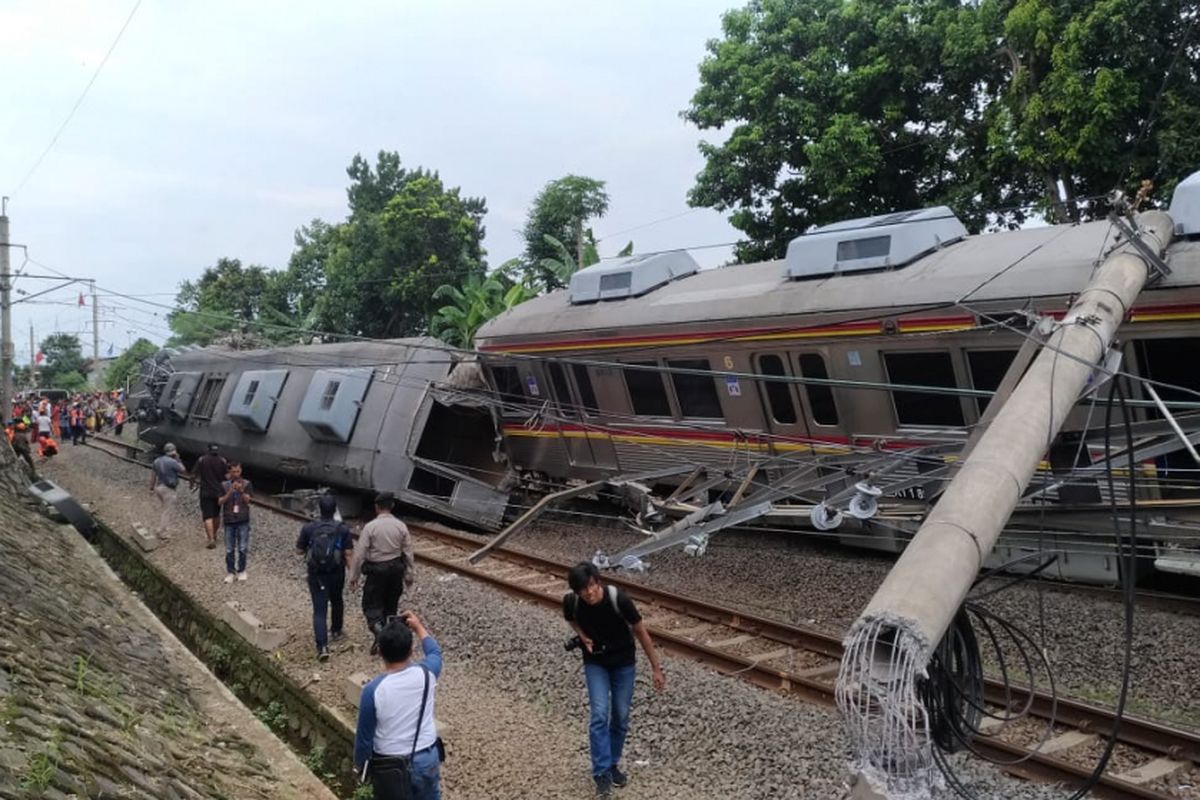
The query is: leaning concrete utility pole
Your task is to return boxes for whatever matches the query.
[0,202,12,406]
[836,209,1175,799]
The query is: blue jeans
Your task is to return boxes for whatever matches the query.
[224,522,250,573]
[584,662,636,779]
[410,746,441,800]
[307,570,345,652]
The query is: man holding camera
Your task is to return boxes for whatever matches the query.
[563,562,665,798]
[354,611,443,800]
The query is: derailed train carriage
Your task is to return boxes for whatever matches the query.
[474,173,1200,584]
[135,338,512,528]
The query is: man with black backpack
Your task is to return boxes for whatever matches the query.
[296,494,354,661]
[564,562,666,798]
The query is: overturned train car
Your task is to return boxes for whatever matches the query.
[135,338,512,528]
[475,178,1200,584]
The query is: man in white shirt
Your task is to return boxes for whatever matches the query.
[354,612,442,800]
[35,410,52,439]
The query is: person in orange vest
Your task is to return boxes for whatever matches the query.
[69,403,85,445]
[50,402,62,439]
[114,405,127,436]
[37,433,59,459]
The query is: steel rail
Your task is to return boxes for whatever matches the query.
[411,526,1200,800]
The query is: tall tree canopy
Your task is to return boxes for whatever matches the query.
[685,0,1200,261]
[168,258,292,346]
[521,175,610,289]
[38,333,86,390]
[103,338,159,391]
[317,154,489,338]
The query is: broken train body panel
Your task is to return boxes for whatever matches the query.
[136,338,511,529]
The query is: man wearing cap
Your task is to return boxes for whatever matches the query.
[348,492,415,653]
[150,443,188,540]
[296,495,355,661]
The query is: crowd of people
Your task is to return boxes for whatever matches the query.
[4,390,128,474]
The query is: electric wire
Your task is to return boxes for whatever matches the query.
[10,0,144,198]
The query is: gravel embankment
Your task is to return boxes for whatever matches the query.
[44,442,1105,799]
[507,511,1200,731]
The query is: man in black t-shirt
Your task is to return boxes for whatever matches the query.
[563,562,665,798]
[194,443,228,550]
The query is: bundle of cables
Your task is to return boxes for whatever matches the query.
[918,376,1139,799]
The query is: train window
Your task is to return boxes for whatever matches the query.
[191,376,226,421]
[319,380,341,411]
[242,380,261,406]
[572,364,599,414]
[883,351,964,427]
[624,361,672,417]
[489,365,523,403]
[756,354,798,424]
[966,350,1018,415]
[797,354,839,426]
[667,359,724,419]
[547,362,577,418]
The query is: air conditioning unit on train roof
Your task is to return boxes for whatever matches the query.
[784,205,968,280]
[1169,169,1200,236]
[568,251,699,304]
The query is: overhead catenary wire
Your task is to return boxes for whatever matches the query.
[9,0,144,199]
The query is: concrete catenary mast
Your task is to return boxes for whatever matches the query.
[836,209,1175,799]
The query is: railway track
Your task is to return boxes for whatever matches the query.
[84,433,1200,798]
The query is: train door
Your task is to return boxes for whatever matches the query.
[546,359,619,471]
[753,353,813,454]
[792,351,843,443]
[1133,337,1200,499]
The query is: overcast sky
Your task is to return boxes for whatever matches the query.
[0,0,740,363]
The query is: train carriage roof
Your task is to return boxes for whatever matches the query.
[477,221,1200,344]
[167,337,450,374]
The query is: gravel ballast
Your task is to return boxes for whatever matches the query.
[44,442,1110,798]
[510,511,1200,731]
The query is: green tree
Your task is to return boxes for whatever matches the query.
[168,258,293,346]
[988,0,1200,220]
[319,154,488,338]
[56,370,88,392]
[521,176,610,289]
[431,265,537,348]
[103,338,159,391]
[684,0,1200,260]
[536,235,635,289]
[39,334,85,388]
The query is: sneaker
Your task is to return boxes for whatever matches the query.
[236,571,247,582]
[205,540,216,550]
[330,630,345,643]
[318,648,330,662]
[594,774,613,798]
[223,574,235,584]
[609,766,628,788]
